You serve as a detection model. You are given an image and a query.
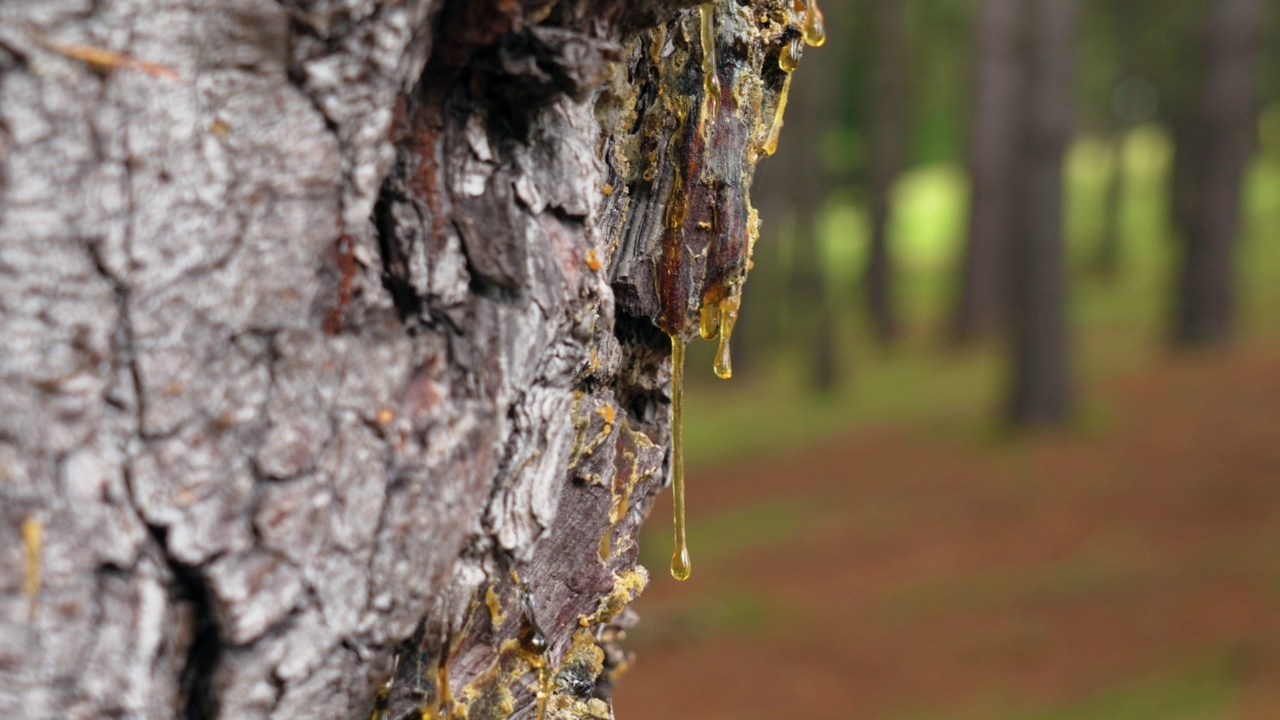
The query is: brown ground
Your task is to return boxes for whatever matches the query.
[613,345,1280,720]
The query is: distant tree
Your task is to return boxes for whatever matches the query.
[951,0,1023,344]
[786,21,842,390]
[863,0,909,345]
[1007,0,1077,426]
[1085,1,1149,277]
[1172,0,1266,346]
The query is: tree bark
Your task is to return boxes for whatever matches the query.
[951,0,1023,345]
[1007,0,1076,427]
[0,1,810,717]
[1172,0,1265,347]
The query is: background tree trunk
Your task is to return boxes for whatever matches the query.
[0,1,804,718]
[1172,0,1265,347]
[864,0,907,346]
[782,12,841,391]
[1007,0,1077,426]
[951,0,1023,344]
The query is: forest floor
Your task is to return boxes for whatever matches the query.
[613,341,1280,720]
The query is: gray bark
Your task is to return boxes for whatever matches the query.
[0,1,804,718]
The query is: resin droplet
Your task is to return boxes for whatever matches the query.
[762,71,794,157]
[699,4,722,135]
[520,626,549,656]
[669,334,691,582]
[699,302,721,341]
[803,0,826,47]
[778,36,802,72]
[713,295,740,379]
[672,544,692,582]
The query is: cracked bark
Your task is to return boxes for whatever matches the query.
[0,0,807,718]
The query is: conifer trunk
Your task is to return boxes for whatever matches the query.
[0,1,809,717]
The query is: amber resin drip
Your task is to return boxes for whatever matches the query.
[417,655,453,720]
[803,0,826,47]
[21,517,41,621]
[518,587,553,720]
[713,295,740,379]
[699,303,721,341]
[649,0,823,583]
[699,3,721,135]
[669,335,691,581]
[518,648,551,720]
[762,70,793,157]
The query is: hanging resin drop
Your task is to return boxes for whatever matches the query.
[803,0,826,47]
[699,303,721,341]
[669,335,692,581]
[712,295,740,379]
[762,71,793,157]
[648,0,823,583]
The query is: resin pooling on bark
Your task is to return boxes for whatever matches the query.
[620,0,820,581]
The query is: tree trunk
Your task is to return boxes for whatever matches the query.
[756,0,841,389]
[0,1,812,717]
[951,0,1023,344]
[864,0,907,345]
[1007,0,1076,427]
[1172,0,1265,347]
[1089,0,1144,279]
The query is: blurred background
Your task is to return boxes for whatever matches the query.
[615,0,1280,718]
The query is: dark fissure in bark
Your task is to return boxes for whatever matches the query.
[148,527,221,720]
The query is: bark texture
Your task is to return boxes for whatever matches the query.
[0,1,810,718]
